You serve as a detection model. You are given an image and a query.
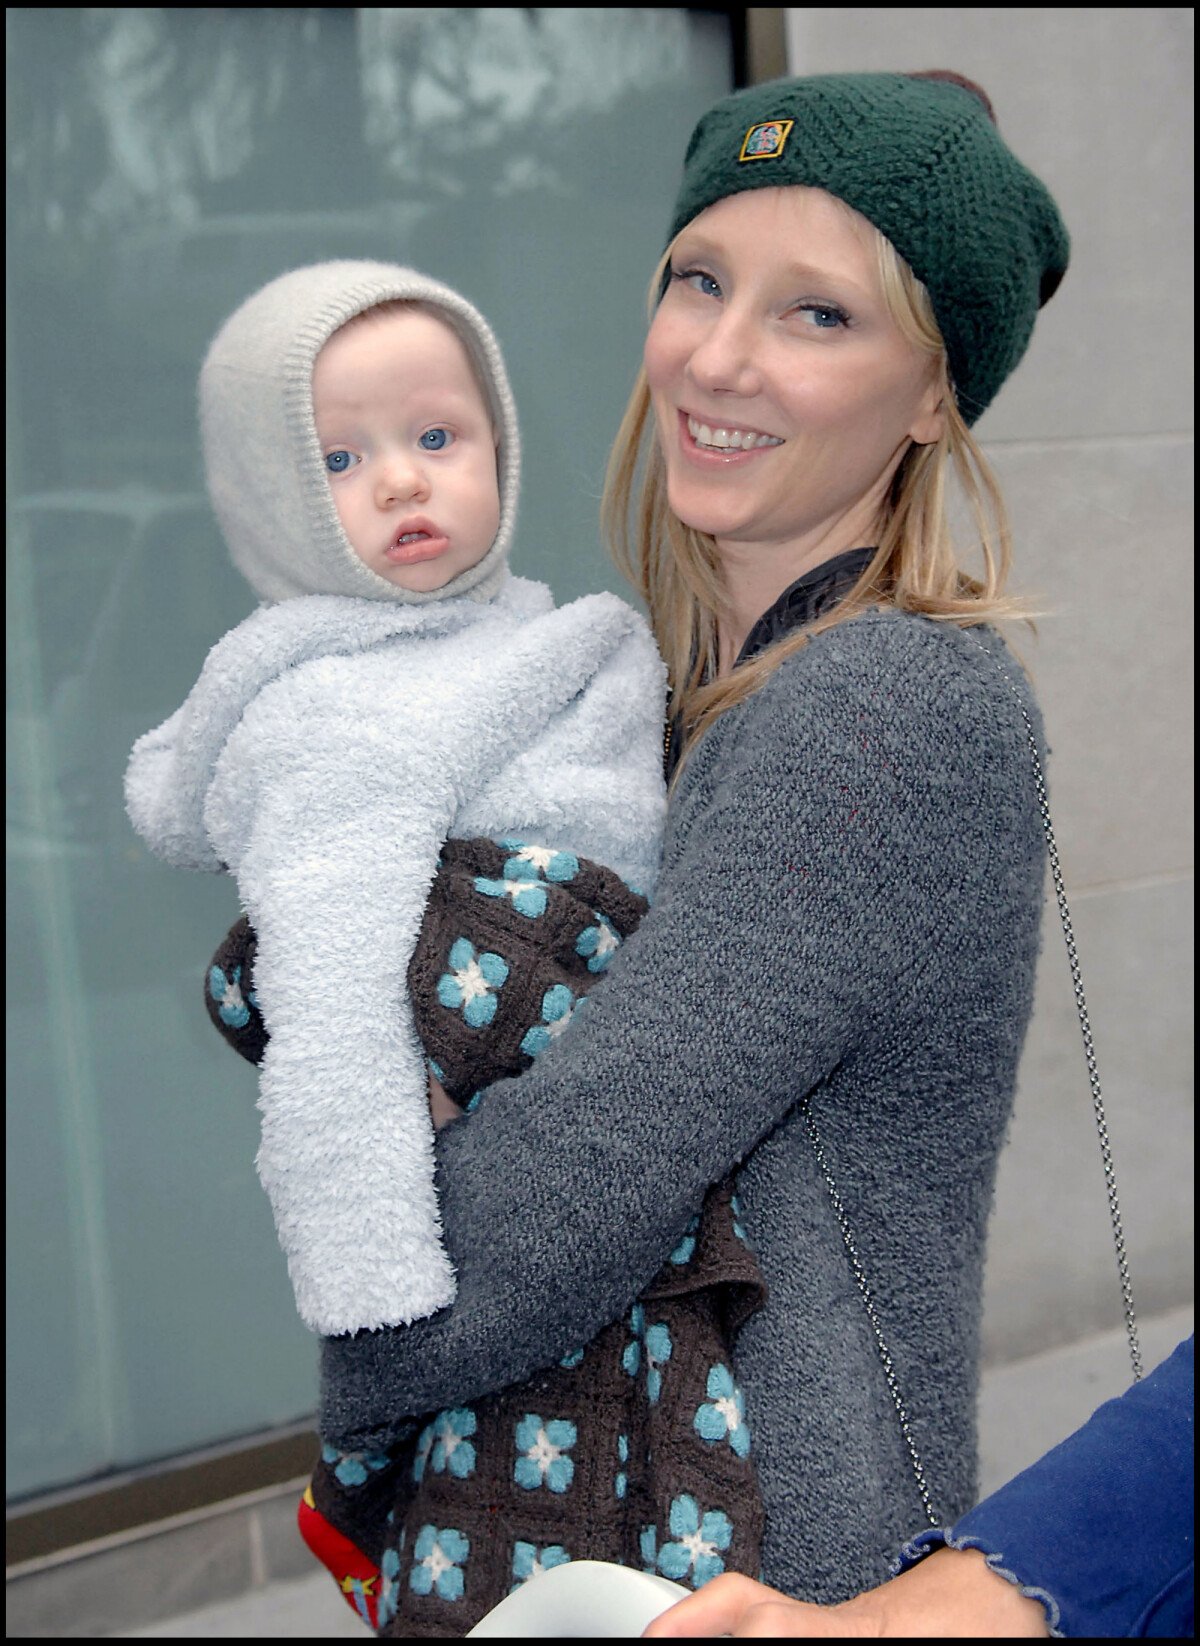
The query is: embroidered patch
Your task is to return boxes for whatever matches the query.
[738,119,794,162]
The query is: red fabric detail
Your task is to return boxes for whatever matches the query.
[297,1491,382,1632]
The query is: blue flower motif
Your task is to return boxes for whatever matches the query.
[576,913,621,972]
[474,874,548,918]
[410,1524,469,1601]
[500,841,580,883]
[430,1408,477,1478]
[639,1524,658,1573]
[511,1541,571,1589]
[644,1322,673,1404]
[622,1303,645,1376]
[208,962,251,1028]
[377,1539,404,1629]
[657,1495,733,1588]
[514,1414,577,1493]
[669,1212,701,1266]
[694,1364,751,1459]
[558,1346,585,1370]
[730,1192,749,1245]
[520,984,582,1057]
[436,937,509,1029]
[616,1432,629,1499]
[321,1442,392,1489]
[464,1089,484,1113]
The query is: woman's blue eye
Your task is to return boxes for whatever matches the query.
[798,303,851,330]
[672,267,722,299]
[419,427,453,451]
[324,449,359,473]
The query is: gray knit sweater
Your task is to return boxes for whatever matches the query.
[320,607,1047,1604]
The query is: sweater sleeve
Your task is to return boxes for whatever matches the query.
[320,615,1038,1448]
[894,1337,1195,1638]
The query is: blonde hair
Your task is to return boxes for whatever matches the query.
[602,223,1033,773]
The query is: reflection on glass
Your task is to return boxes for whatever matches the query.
[5,5,733,1501]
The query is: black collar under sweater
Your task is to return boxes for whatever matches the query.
[664,546,876,780]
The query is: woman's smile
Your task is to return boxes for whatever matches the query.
[679,410,785,459]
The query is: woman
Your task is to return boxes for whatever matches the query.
[311,68,1069,1606]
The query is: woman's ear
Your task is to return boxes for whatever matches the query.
[908,382,946,447]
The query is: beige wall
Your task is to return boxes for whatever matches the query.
[784,8,1194,1359]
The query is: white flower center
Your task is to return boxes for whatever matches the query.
[425,1543,454,1581]
[454,958,490,1002]
[544,1008,575,1041]
[681,1529,717,1566]
[528,1429,563,1474]
[513,845,557,874]
[715,1395,740,1430]
[592,923,619,958]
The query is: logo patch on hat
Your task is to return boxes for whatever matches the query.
[738,120,794,162]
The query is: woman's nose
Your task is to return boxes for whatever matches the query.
[686,309,763,399]
[375,452,429,507]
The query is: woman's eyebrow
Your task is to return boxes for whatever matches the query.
[778,261,873,298]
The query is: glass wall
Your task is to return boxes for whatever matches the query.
[5,7,734,1502]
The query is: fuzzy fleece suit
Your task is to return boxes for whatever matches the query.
[124,261,667,1338]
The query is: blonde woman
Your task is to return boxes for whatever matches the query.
[310,69,1069,1613]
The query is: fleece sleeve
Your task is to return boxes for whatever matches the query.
[895,1337,1195,1638]
[225,711,462,1336]
[320,617,1038,1447]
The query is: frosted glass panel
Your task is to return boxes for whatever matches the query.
[5,7,733,1500]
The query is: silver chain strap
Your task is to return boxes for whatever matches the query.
[802,1107,942,1527]
[807,633,1143,1529]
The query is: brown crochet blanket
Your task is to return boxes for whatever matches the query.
[206,837,768,1634]
[311,1180,766,1637]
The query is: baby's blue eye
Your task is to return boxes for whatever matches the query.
[419,428,453,451]
[324,449,359,473]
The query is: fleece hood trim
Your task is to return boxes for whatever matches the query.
[199,260,521,605]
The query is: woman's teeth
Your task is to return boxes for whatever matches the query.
[687,416,782,451]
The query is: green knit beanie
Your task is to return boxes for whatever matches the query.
[666,71,1070,424]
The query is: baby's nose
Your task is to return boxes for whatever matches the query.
[375,452,429,506]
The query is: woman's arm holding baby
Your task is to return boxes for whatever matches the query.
[318,620,1016,1449]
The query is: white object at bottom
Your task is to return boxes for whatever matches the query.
[467,1559,691,1638]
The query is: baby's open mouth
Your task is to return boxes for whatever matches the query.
[385,520,449,564]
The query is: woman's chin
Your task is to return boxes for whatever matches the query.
[665,491,753,545]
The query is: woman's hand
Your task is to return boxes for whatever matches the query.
[642,1549,1050,1638]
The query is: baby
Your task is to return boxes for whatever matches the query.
[127,262,763,1634]
[125,260,667,1338]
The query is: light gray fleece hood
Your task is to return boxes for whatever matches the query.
[199,260,520,604]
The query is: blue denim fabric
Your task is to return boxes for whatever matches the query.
[895,1337,1194,1637]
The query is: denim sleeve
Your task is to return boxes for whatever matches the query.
[895,1337,1194,1638]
